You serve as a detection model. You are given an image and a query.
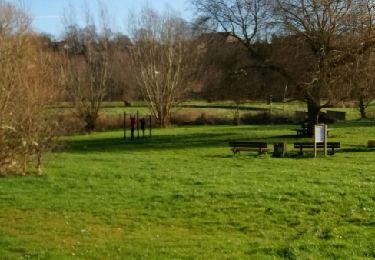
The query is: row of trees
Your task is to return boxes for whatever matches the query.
[52,1,375,134]
[1,0,375,174]
[192,0,375,133]
[0,1,196,174]
[55,5,197,130]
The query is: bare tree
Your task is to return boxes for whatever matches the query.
[349,50,375,118]
[0,1,58,175]
[61,4,112,132]
[190,0,289,74]
[274,0,375,130]
[129,7,197,128]
[192,0,375,133]
[192,0,268,48]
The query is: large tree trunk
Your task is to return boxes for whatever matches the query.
[306,98,320,137]
[305,56,324,136]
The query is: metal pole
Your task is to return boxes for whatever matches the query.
[123,112,126,140]
[314,125,317,158]
[137,110,140,139]
[324,124,328,157]
[149,115,152,138]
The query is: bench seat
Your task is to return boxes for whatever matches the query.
[229,141,269,155]
[294,142,340,155]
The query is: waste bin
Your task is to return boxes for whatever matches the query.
[273,142,288,158]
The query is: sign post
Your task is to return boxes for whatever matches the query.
[324,124,328,157]
[314,124,327,158]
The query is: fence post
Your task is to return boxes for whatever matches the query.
[137,110,140,139]
[123,112,126,139]
[149,115,152,138]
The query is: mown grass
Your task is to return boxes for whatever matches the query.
[101,100,375,121]
[0,122,374,259]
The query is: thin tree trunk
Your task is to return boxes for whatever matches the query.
[359,96,367,119]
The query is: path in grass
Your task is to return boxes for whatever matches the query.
[0,123,374,258]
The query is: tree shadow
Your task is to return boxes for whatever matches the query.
[341,145,375,153]
[63,128,316,154]
[333,120,375,128]
[65,132,242,153]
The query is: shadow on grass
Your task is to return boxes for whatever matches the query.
[64,129,306,154]
[66,132,238,153]
[341,146,375,153]
[333,120,375,128]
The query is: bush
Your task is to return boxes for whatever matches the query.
[170,111,296,125]
[96,114,124,131]
[171,112,232,125]
[0,6,59,175]
[241,112,295,125]
[56,113,86,135]
[56,113,126,134]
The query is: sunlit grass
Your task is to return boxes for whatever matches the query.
[0,123,374,258]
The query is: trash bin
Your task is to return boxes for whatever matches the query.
[273,142,288,158]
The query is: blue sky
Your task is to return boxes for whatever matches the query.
[26,0,192,38]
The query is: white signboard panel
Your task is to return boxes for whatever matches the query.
[315,125,325,143]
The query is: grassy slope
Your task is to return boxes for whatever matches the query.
[0,123,374,259]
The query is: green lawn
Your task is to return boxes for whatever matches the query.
[52,100,375,123]
[0,122,374,259]
[101,100,375,121]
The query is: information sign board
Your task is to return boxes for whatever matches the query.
[315,125,325,143]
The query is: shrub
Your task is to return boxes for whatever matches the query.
[96,114,124,131]
[0,4,59,175]
[241,112,294,124]
[56,113,86,135]
[171,112,232,125]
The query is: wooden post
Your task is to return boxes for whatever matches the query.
[324,124,328,157]
[149,115,152,138]
[123,112,126,139]
[314,125,317,158]
[137,110,140,139]
[314,141,317,158]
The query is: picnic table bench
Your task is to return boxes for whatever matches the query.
[229,141,269,155]
[294,142,340,155]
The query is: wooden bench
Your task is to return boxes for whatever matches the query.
[294,142,340,155]
[229,141,269,155]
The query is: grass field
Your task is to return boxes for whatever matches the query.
[1,122,375,259]
[59,100,375,121]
